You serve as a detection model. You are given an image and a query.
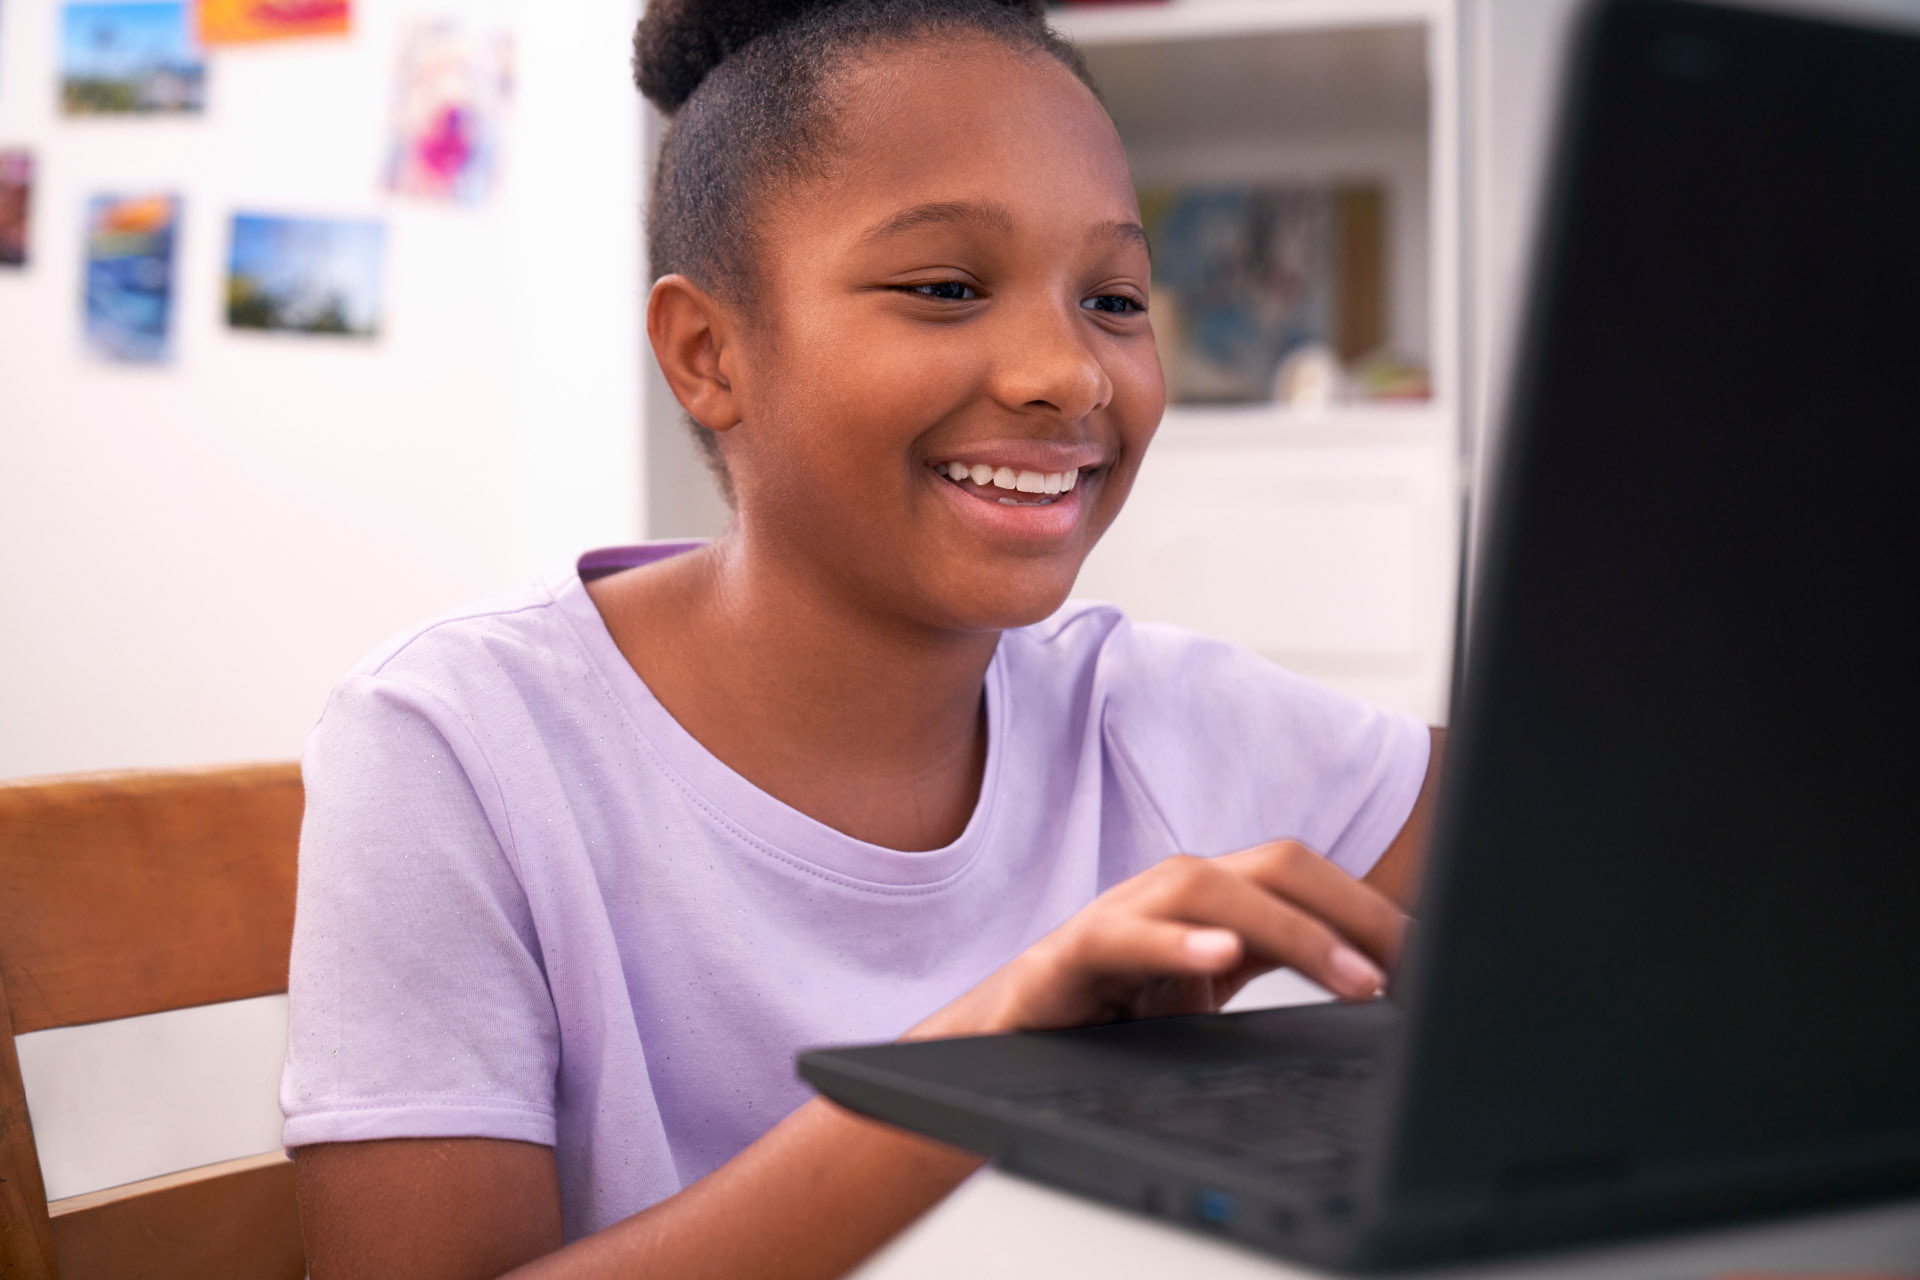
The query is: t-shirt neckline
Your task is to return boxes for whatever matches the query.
[553,542,1004,891]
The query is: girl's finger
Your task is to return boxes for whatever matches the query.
[1214,840,1408,968]
[1059,914,1245,981]
[1140,858,1387,1000]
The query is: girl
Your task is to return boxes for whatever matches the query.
[282,1,1444,1276]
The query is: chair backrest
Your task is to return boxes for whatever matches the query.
[0,764,305,1280]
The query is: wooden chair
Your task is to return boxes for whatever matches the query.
[0,764,306,1279]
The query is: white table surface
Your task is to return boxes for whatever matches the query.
[853,1169,1920,1280]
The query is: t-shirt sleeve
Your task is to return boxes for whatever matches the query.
[280,672,561,1149]
[1098,617,1431,879]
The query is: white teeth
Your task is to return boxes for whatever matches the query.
[937,461,1087,494]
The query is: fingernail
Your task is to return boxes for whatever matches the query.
[1329,946,1386,997]
[1184,928,1239,967]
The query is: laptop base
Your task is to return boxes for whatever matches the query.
[801,1001,1395,1269]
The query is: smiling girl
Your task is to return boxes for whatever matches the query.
[281,1,1444,1276]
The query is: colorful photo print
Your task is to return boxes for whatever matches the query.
[83,193,179,361]
[383,19,513,206]
[226,213,385,339]
[1,151,31,267]
[61,1,205,116]
[198,0,347,45]
[1139,184,1334,404]
[1139,182,1395,405]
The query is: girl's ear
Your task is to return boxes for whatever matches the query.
[647,274,744,437]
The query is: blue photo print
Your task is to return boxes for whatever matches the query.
[226,212,386,339]
[61,1,206,115]
[83,193,180,362]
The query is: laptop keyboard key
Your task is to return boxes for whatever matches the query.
[989,1052,1379,1177]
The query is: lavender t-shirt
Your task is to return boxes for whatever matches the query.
[280,542,1428,1241]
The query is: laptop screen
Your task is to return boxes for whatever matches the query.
[1389,0,1920,1223]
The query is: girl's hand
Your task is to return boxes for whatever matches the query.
[912,841,1407,1039]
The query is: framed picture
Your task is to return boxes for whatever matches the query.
[1140,182,1394,405]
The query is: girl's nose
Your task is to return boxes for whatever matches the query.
[989,301,1113,422]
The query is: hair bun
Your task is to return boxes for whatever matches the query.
[633,0,1048,113]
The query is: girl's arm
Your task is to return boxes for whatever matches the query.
[294,1101,979,1280]
[297,834,1416,1280]
[1363,727,1447,910]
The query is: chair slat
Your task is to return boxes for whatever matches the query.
[49,1151,304,1280]
[0,765,302,1034]
[0,971,57,1280]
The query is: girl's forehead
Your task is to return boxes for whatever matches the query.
[816,40,1134,220]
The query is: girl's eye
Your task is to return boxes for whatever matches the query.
[1083,293,1145,315]
[907,281,979,301]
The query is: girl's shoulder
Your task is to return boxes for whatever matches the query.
[345,577,575,688]
[312,568,610,764]
[1008,599,1429,871]
[1003,597,1324,708]
[342,542,712,703]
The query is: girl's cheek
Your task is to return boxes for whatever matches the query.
[1113,365,1166,439]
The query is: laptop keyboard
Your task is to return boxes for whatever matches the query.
[988,1052,1379,1179]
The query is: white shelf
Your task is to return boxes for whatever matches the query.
[1049,0,1444,46]
[1045,0,1464,721]
[1062,5,1443,405]
[1152,401,1448,450]
[1074,22,1429,144]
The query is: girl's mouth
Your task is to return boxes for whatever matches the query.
[929,460,1081,507]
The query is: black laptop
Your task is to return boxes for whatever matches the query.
[798,0,1920,1268]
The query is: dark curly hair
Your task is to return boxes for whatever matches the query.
[632,0,1099,488]
[634,0,1095,293]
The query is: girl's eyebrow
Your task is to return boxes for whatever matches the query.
[858,199,1016,244]
[1101,220,1151,256]
[856,200,1150,258]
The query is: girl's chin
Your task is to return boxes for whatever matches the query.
[912,554,1086,633]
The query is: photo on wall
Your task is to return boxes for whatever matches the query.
[83,193,179,362]
[198,0,347,44]
[1,150,31,267]
[226,212,385,339]
[60,1,205,116]
[383,18,514,206]
[1139,182,1409,406]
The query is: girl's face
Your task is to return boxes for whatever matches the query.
[718,36,1164,633]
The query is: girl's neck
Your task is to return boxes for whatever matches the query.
[586,535,997,852]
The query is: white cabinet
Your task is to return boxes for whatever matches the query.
[1075,411,1458,721]
[1057,0,1464,723]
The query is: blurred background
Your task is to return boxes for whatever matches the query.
[0,0,1598,1220]
[2,0,642,782]
[1,0,1597,793]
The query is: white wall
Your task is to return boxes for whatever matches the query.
[0,0,645,780]
[1467,0,1582,469]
